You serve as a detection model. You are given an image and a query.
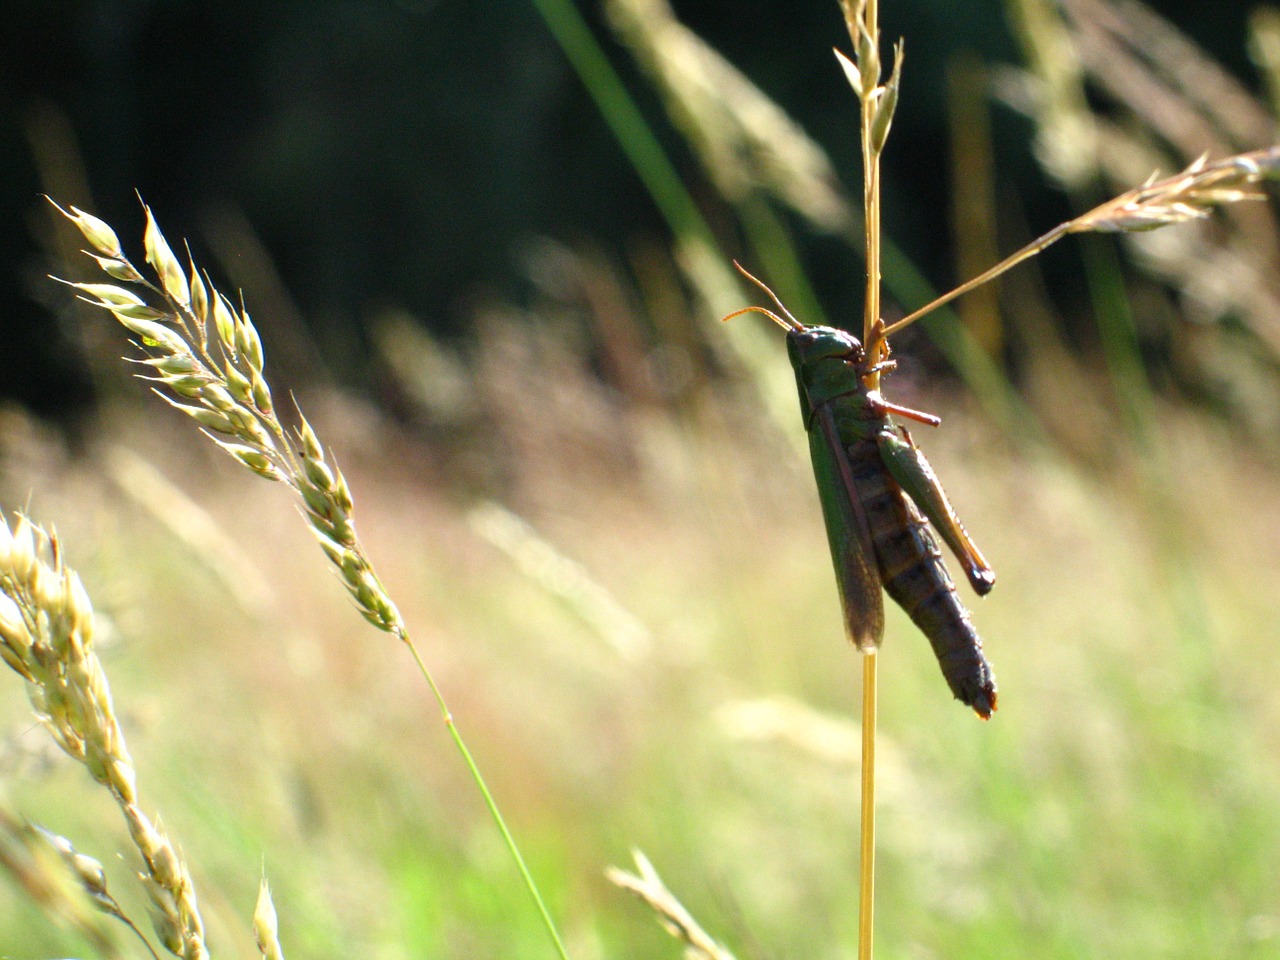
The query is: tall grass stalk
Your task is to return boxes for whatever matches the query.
[857,648,877,960]
[48,199,571,960]
[836,0,897,953]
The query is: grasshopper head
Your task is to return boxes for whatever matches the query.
[786,325,864,367]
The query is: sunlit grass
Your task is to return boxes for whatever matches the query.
[9,0,1280,953]
[2,332,1278,957]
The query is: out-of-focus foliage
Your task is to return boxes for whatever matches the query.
[0,1,1267,418]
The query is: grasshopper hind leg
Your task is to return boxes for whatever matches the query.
[873,486,998,717]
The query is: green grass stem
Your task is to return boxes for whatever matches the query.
[401,632,571,960]
[524,0,715,248]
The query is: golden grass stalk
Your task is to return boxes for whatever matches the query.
[0,513,207,959]
[49,198,571,960]
[834,4,897,957]
[606,850,737,960]
[888,145,1280,335]
[835,0,901,376]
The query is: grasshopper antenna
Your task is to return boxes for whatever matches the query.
[724,261,804,331]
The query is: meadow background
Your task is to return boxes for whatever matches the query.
[2,0,1280,958]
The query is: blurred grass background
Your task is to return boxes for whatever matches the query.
[3,0,1280,957]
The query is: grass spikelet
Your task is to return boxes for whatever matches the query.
[253,877,285,960]
[606,850,737,960]
[0,513,208,959]
[45,198,123,259]
[143,202,190,307]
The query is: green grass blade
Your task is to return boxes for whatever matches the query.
[525,0,713,246]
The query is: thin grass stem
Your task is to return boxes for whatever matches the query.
[884,222,1072,336]
[401,632,571,960]
[847,2,884,955]
[858,648,878,960]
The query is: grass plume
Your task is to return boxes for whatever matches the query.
[0,513,208,959]
[49,198,402,636]
[48,197,571,960]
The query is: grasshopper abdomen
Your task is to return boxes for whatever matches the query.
[845,435,998,718]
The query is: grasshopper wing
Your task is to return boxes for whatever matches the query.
[809,405,885,649]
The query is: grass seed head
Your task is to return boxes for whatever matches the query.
[255,878,285,960]
[0,513,208,953]
[52,198,409,654]
[142,203,191,307]
[1074,147,1280,233]
[224,363,254,404]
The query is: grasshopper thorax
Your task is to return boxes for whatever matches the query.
[786,324,880,423]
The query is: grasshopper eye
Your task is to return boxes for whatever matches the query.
[795,327,861,360]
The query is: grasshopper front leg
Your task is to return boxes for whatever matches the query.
[874,428,996,595]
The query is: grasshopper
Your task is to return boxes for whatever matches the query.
[718,146,1280,718]
[727,264,997,718]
